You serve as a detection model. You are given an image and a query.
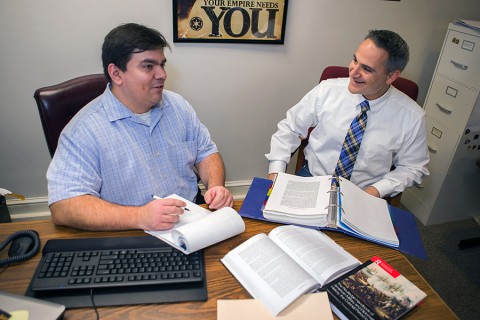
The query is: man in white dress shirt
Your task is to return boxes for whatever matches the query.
[266,30,429,198]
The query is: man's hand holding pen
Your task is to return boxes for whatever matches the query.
[152,195,190,211]
[140,196,188,231]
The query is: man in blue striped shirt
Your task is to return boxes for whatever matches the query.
[47,23,233,231]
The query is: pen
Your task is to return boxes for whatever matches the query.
[151,194,190,211]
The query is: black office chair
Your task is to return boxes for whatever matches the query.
[34,74,108,157]
[0,195,12,223]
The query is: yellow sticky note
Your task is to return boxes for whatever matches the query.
[9,310,29,320]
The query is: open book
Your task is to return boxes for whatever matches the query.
[221,225,360,316]
[323,256,427,320]
[263,173,399,248]
[146,194,245,254]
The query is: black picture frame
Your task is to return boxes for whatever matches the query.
[173,0,289,44]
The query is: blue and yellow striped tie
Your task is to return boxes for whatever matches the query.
[334,100,370,181]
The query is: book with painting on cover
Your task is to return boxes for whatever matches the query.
[322,256,427,320]
[263,173,399,248]
[221,224,360,316]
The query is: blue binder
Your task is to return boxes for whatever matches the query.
[239,177,427,260]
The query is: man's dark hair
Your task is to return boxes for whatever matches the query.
[102,23,171,82]
[366,30,409,73]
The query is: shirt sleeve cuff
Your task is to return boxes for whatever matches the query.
[268,161,287,174]
[371,179,395,198]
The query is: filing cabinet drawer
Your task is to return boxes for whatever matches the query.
[426,117,460,173]
[404,165,446,209]
[437,28,480,89]
[424,74,478,132]
[406,23,480,226]
[401,188,431,225]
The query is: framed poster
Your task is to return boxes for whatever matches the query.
[173,0,289,44]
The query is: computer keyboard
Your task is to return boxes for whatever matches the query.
[30,236,204,292]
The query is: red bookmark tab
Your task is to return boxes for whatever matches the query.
[371,256,401,278]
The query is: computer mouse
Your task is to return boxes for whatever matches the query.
[8,236,34,257]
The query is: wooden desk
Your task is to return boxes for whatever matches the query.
[0,201,458,319]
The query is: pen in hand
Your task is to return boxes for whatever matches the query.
[151,194,190,211]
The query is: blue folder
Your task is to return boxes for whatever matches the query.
[239,177,427,260]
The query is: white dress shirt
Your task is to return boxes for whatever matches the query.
[266,78,429,197]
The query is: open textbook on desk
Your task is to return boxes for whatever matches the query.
[239,175,427,259]
[221,226,426,318]
[263,173,398,248]
[221,225,360,316]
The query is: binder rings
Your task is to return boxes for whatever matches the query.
[240,177,427,260]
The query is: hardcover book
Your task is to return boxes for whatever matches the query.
[323,256,427,320]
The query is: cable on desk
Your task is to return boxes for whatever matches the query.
[0,230,40,267]
[90,288,100,320]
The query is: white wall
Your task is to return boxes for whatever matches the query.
[1,0,479,206]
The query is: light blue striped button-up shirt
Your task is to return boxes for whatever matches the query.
[47,85,217,206]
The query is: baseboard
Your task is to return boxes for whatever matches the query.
[6,196,50,221]
[6,180,253,221]
[201,179,252,200]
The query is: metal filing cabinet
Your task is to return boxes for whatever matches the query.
[402,22,480,225]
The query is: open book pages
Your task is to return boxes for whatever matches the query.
[337,178,399,247]
[263,173,399,248]
[145,194,245,254]
[263,174,333,227]
[221,225,360,316]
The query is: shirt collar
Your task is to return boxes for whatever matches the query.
[102,84,168,122]
[359,86,393,113]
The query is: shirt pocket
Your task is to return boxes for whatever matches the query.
[356,143,394,172]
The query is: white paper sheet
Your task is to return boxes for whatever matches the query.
[145,194,245,254]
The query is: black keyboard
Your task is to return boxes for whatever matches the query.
[30,236,205,292]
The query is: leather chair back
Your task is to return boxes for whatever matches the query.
[34,74,108,157]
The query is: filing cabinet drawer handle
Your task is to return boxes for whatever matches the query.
[450,60,468,70]
[436,103,452,114]
[428,145,437,153]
